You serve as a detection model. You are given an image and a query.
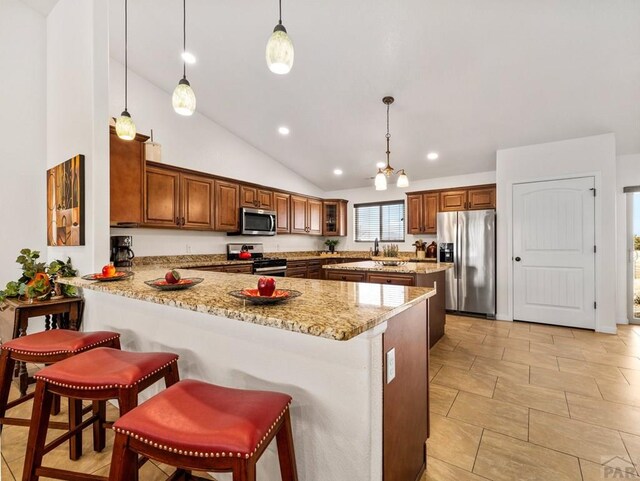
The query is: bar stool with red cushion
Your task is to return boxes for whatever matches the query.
[0,330,121,448]
[109,379,298,481]
[21,346,180,481]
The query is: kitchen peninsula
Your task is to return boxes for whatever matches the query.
[58,268,435,481]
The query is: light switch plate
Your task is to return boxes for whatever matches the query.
[386,348,396,383]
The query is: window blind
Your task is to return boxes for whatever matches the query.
[354,201,405,242]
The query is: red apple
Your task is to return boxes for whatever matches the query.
[102,263,116,277]
[165,270,181,284]
[257,277,276,297]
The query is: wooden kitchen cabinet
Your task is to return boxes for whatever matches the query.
[325,270,366,283]
[308,199,322,235]
[407,193,438,235]
[110,127,149,226]
[181,173,215,230]
[323,200,348,236]
[240,185,274,210]
[439,190,468,212]
[468,186,496,210]
[214,180,240,232]
[367,273,415,286]
[290,195,322,235]
[144,165,181,228]
[274,192,290,233]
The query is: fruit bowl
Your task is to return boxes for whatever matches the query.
[82,271,134,282]
[373,257,407,267]
[144,278,204,291]
[228,289,302,305]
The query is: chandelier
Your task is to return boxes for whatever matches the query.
[375,96,409,190]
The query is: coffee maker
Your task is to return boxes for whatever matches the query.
[110,236,135,269]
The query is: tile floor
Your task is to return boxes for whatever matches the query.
[3,315,640,481]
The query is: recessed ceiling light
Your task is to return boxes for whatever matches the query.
[278,126,290,135]
[181,51,196,64]
[376,161,385,168]
[333,169,343,175]
[427,152,439,160]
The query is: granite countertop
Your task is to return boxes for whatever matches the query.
[323,260,453,274]
[58,268,434,341]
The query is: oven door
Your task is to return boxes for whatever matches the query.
[253,266,287,277]
[241,208,276,236]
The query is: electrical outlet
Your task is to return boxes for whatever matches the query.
[386,348,396,383]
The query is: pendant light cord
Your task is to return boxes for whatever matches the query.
[385,102,391,168]
[124,0,128,110]
[183,0,187,79]
[278,0,282,24]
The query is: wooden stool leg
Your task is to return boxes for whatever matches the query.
[164,362,180,388]
[51,393,61,416]
[92,400,107,451]
[21,381,54,481]
[234,461,256,481]
[0,351,15,432]
[109,431,138,481]
[276,410,298,481]
[69,398,83,460]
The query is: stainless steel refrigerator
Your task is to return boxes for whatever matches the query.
[437,210,496,317]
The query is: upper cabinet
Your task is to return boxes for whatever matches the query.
[181,173,215,230]
[467,186,496,210]
[323,200,348,236]
[214,180,240,232]
[291,195,322,235]
[407,193,438,235]
[274,192,290,233]
[240,185,274,210]
[109,127,149,225]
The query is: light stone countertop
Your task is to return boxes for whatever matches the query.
[322,260,453,274]
[57,268,434,341]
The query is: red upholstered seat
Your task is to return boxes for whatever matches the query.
[35,347,178,389]
[113,379,292,459]
[2,330,120,356]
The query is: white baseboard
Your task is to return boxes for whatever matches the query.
[596,325,618,335]
[496,314,512,322]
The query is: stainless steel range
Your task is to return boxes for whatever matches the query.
[226,243,287,277]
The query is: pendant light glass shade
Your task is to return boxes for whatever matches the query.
[375,169,388,191]
[172,78,196,116]
[397,169,409,188]
[266,25,294,74]
[115,111,136,141]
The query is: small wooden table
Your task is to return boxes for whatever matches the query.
[0,297,84,395]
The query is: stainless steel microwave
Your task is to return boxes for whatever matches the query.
[240,208,277,236]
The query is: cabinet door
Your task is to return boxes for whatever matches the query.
[214,180,239,231]
[181,174,215,230]
[440,190,468,212]
[274,192,290,233]
[239,185,258,208]
[223,264,253,274]
[290,195,308,234]
[323,201,339,236]
[338,200,348,236]
[257,189,274,210]
[286,260,308,278]
[109,128,148,225]
[468,186,496,210]
[308,198,323,235]
[325,270,366,282]
[367,273,415,286]
[144,166,180,228]
[424,193,439,234]
[406,194,424,234]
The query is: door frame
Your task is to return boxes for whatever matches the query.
[627,194,639,324]
[505,171,605,331]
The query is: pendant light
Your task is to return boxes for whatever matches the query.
[373,96,409,190]
[172,0,196,116]
[115,0,136,140]
[266,0,294,74]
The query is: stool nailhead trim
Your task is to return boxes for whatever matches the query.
[33,358,178,390]
[1,334,121,357]
[112,402,291,460]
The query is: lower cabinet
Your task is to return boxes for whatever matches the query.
[367,273,415,286]
[325,271,366,283]
[192,264,253,274]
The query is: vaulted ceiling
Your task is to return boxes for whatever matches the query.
[108,0,640,190]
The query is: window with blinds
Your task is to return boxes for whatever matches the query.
[354,201,405,242]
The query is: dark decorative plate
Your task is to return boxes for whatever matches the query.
[229,289,302,305]
[81,271,134,282]
[144,278,204,291]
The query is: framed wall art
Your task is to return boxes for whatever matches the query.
[47,154,85,246]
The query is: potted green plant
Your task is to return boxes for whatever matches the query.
[324,239,339,253]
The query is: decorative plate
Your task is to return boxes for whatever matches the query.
[81,271,134,282]
[228,289,302,305]
[144,278,204,291]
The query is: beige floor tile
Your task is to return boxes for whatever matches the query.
[493,378,569,416]
[602,341,640,357]
[430,383,459,416]
[529,409,630,464]
[597,380,640,407]
[433,335,460,352]
[444,329,487,344]
[446,316,475,329]
[580,459,639,481]
[530,366,602,398]
[429,362,443,382]
[508,329,554,344]
[432,366,497,398]
[530,341,587,361]
[422,457,489,481]
[502,348,559,370]
[470,357,529,384]
[566,393,640,436]
[455,341,505,361]
[621,432,640,472]
[473,430,581,481]
[510,321,531,332]
[431,348,476,370]
[482,335,529,352]
[558,357,629,384]
[553,336,608,353]
[571,329,618,341]
[426,414,483,471]
[530,323,575,338]
[468,324,510,338]
[621,368,640,385]
[91,458,178,480]
[580,350,640,370]
[2,455,15,481]
[448,391,529,440]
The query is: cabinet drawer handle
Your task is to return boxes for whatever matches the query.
[341,276,346,280]
[181,217,185,226]
[175,217,179,225]
[386,279,392,283]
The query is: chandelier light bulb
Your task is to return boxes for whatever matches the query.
[115,111,136,141]
[172,78,196,116]
[375,169,388,191]
[397,170,409,188]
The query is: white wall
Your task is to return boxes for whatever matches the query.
[109,60,325,256]
[0,0,47,286]
[496,133,617,333]
[324,171,496,252]
[615,153,640,323]
[46,0,110,274]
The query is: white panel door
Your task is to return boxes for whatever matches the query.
[513,177,595,328]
